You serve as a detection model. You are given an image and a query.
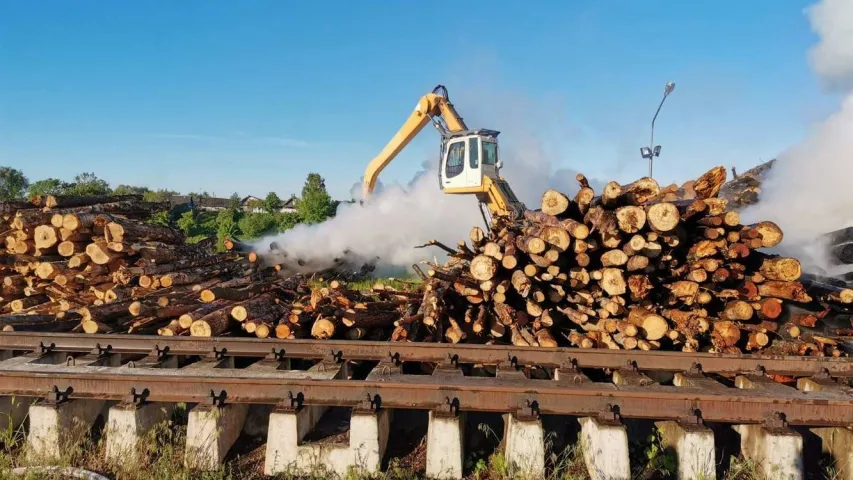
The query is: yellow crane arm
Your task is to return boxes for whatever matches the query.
[362,88,467,198]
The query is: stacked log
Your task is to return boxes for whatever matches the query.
[718,159,776,209]
[401,166,853,355]
[0,195,416,339]
[0,196,250,334]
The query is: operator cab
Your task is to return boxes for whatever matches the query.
[439,129,501,191]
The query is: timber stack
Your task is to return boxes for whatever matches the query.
[0,193,417,339]
[718,159,776,210]
[403,165,853,355]
[0,194,250,335]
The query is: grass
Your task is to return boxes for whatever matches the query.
[0,401,838,480]
[0,403,257,480]
[0,416,826,480]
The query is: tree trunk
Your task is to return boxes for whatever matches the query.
[86,241,121,265]
[646,203,680,233]
[540,189,570,215]
[311,316,340,339]
[615,206,646,233]
[230,293,281,322]
[189,306,232,336]
[105,219,184,244]
[34,226,59,250]
[159,263,240,288]
[469,255,498,281]
[43,194,143,209]
[758,256,802,282]
[179,300,232,329]
[692,166,727,200]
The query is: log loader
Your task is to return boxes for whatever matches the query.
[361,85,526,225]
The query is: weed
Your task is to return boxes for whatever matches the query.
[724,455,762,480]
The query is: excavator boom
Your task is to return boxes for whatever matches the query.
[362,85,525,223]
[362,86,467,196]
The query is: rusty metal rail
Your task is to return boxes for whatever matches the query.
[0,332,851,376]
[0,353,851,426]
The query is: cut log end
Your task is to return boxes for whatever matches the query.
[541,190,570,216]
[469,255,498,281]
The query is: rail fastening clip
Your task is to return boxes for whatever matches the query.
[47,385,72,405]
[209,389,227,407]
[125,387,150,406]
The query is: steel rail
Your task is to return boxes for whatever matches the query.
[0,332,851,376]
[0,367,851,425]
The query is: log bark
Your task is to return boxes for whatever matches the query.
[159,263,240,288]
[230,293,281,322]
[43,194,143,209]
[523,211,589,239]
[189,305,233,337]
[178,300,232,329]
[105,219,184,244]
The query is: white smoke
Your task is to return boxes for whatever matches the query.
[806,0,853,91]
[742,0,853,273]
[256,159,482,276]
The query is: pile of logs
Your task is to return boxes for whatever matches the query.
[401,165,853,355]
[718,159,776,210]
[0,195,249,335]
[0,194,418,339]
[3,173,852,355]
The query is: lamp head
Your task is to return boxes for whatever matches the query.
[664,82,675,96]
[640,147,652,159]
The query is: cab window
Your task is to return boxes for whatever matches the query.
[469,137,479,169]
[482,141,498,166]
[445,141,465,178]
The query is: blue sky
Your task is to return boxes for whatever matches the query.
[0,0,839,200]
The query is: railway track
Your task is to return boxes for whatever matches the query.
[0,333,852,479]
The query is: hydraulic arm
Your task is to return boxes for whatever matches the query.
[361,85,525,222]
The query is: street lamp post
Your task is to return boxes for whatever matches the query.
[641,81,676,179]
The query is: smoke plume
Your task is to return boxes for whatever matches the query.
[741,0,853,274]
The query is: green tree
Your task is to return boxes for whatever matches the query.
[0,167,30,201]
[297,173,335,224]
[27,178,68,198]
[275,212,301,232]
[228,192,242,211]
[66,172,110,196]
[143,189,179,203]
[215,209,241,250]
[238,213,277,239]
[147,210,171,227]
[176,211,199,236]
[113,184,150,196]
[264,192,284,212]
